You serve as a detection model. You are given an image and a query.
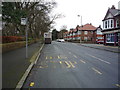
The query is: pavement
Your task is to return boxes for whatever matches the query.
[22,41,119,88]
[77,43,120,53]
[2,42,43,88]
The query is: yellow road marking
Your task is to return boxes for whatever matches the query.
[115,84,120,87]
[64,61,71,68]
[73,55,77,58]
[29,82,35,87]
[80,60,86,64]
[59,61,62,64]
[46,56,48,59]
[87,54,111,64]
[73,61,77,64]
[69,61,75,68]
[58,56,60,59]
[50,56,52,59]
[92,68,102,75]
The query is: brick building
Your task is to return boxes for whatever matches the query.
[101,5,120,46]
[64,23,100,43]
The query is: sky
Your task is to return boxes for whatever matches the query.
[51,0,120,31]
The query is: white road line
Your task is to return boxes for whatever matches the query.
[73,55,77,58]
[80,60,86,64]
[92,67,102,75]
[87,54,111,64]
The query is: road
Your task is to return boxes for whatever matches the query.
[23,41,119,88]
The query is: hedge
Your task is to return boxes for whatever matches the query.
[2,36,25,43]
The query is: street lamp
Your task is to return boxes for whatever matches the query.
[77,15,82,26]
[77,15,82,43]
[21,18,28,58]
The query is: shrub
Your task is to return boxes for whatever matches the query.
[2,36,25,43]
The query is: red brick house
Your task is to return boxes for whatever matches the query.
[64,24,98,43]
[96,26,104,44]
[101,5,120,46]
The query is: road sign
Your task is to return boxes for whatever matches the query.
[21,18,27,25]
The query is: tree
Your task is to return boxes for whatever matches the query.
[2,1,59,39]
[52,29,59,40]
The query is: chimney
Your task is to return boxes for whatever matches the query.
[111,5,116,9]
[118,1,120,9]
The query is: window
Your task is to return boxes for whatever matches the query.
[111,20,113,28]
[78,31,81,34]
[97,37,103,39]
[84,37,88,40]
[106,33,114,42]
[105,21,107,28]
[84,31,88,35]
[91,31,93,34]
[108,20,109,28]
[77,37,80,40]
[103,21,104,29]
[116,20,119,28]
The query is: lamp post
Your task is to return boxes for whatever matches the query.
[78,15,82,26]
[77,15,82,43]
[21,18,28,58]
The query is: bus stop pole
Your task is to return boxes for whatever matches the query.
[26,24,28,58]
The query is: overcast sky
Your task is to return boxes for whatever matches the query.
[51,0,120,31]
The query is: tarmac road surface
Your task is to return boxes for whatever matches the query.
[23,41,119,88]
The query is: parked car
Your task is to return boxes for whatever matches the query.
[56,39,65,42]
[96,40,104,44]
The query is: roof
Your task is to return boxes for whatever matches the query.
[115,10,120,16]
[109,9,119,16]
[73,29,77,32]
[79,24,97,31]
[103,5,120,20]
[64,24,97,34]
